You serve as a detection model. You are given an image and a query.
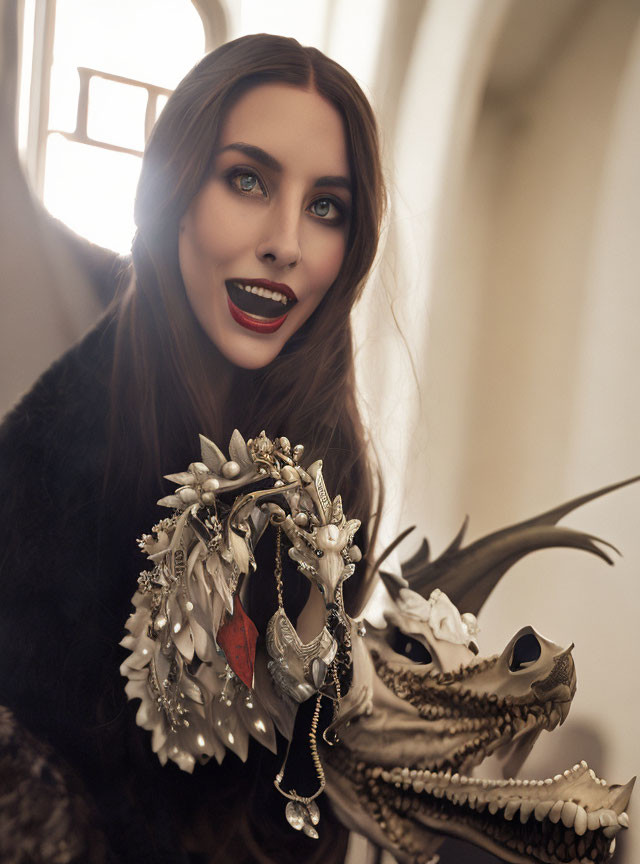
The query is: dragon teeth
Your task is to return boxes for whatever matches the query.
[534,801,554,820]
[561,801,578,828]
[504,800,519,820]
[367,760,630,843]
[549,800,564,823]
[574,805,588,835]
[519,800,536,822]
[587,811,601,831]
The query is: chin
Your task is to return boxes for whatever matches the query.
[215,332,287,371]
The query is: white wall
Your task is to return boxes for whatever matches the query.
[360,2,640,861]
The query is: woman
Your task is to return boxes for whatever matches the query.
[0,34,384,864]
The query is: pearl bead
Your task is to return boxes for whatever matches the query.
[221,461,240,479]
[202,477,220,492]
[178,487,199,504]
[202,492,216,505]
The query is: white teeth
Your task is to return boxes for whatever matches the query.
[534,801,554,821]
[549,800,564,823]
[618,812,629,828]
[587,811,601,831]
[599,810,617,828]
[236,283,289,304]
[603,825,620,839]
[504,800,520,820]
[561,801,578,828]
[574,805,588,835]
[519,800,536,822]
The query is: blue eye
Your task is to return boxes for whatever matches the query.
[228,170,265,196]
[313,199,331,217]
[309,197,344,224]
[239,174,257,191]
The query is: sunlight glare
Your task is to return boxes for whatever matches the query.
[87,77,147,152]
[238,0,328,47]
[44,0,205,251]
[44,134,139,253]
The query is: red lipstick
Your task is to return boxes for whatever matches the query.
[227,297,288,333]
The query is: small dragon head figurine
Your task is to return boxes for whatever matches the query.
[120,432,635,862]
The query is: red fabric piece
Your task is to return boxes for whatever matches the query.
[216,596,258,689]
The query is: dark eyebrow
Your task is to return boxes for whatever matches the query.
[218,142,282,172]
[314,175,352,193]
[219,142,352,194]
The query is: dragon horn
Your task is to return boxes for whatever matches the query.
[394,475,640,617]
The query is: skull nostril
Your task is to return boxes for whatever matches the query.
[509,632,542,672]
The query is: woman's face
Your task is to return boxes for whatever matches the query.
[179,82,352,369]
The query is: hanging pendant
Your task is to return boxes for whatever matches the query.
[285,799,321,839]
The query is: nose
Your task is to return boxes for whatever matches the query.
[497,625,577,718]
[255,201,302,269]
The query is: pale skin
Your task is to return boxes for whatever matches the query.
[178,82,352,374]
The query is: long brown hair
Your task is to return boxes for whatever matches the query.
[107,34,385,862]
[110,32,384,562]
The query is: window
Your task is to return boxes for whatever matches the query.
[18,0,208,252]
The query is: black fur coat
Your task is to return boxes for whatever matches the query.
[0,317,348,864]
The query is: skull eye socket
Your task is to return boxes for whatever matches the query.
[509,632,541,671]
[390,629,433,664]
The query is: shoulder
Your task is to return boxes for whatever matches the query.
[1,314,114,436]
[0,315,115,490]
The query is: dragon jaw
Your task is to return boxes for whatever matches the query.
[321,601,633,864]
[326,754,633,864]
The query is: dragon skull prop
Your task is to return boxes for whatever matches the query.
[120,432,635,863]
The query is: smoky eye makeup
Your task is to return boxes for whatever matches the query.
[307,195,349,227]
[224,166,268,197]
[220,159,350,225]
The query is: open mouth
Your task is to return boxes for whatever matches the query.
[326,753,631,864]
[225,278,297,334]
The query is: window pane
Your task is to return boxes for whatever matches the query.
[48,64,80,133]
[43,134,139,253]
[44,0,205,250]
[52,0,204,88]
[155,93,169,123]
[87,77,147,152]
